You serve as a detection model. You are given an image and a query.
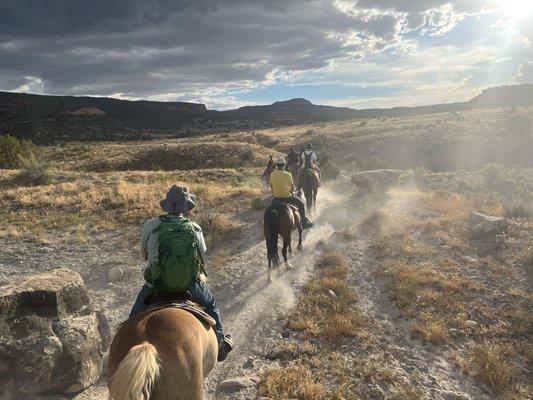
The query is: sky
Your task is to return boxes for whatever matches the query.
[0,0,532,110]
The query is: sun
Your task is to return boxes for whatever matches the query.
[497,0,533,22]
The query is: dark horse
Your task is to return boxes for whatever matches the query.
[298,168,319,212]
[263,201,302,282]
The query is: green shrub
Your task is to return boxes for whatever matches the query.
[0,134,36,168]
[16,152,55,185]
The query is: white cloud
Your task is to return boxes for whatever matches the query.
[13,75,44,93]
[514,60,533,83]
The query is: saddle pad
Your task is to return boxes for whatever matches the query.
[147,300,216,327]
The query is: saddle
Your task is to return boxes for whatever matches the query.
[142,291,216,327]
[270,199,299,213]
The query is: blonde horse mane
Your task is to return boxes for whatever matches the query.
[108,342,160,400]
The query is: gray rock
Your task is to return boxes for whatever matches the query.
[464,320,478,328]
[351,169,402,193]
[0,268,105,398]
[107,266,124,282]
[281,328,291,338]
[242,357,256,369]
[218,377,257,393]
[470,212,508,234]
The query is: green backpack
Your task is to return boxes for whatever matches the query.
[143,216,203,292]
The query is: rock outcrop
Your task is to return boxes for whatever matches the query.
[470,212,508,234]
[351,169,402,193]
[0,268,107,398]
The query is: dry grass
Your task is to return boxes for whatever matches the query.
[44,141,279,172]
[0,168,261,244]
[467,343,517,393]
[286,251,367,344]
[369,187,532,397]
[258,363,330,400]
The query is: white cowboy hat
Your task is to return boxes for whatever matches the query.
[275,156,286,164]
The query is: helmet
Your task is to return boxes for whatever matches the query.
[275,156,286,164]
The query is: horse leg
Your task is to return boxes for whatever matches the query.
[267,258,272,282]
[313,188,318,211]
[282,237,293,269]
[288,236,294,256]
[297,224,303,251]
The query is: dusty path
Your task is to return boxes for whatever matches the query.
[204,191,339,399]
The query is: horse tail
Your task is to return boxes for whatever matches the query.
[108,342,160,400]
[265,207,280,267]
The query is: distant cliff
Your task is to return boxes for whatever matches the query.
[0,84,531,143]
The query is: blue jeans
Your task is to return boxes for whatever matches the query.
[129,281,225,343]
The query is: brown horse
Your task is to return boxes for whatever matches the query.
[107,307,218,400]
[263,200,302,281]
[286,163,300,186]
[298,168,319,212]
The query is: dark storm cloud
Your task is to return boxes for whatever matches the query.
[1,0,393,98]
[0,0,516,104]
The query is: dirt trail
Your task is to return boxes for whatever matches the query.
[204,188,340,399]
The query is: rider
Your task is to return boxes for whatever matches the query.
[301,143,321,182]
[270,156,313,229]
[266,154,275,171]
[286,147,300,168]
[129,185,234,362]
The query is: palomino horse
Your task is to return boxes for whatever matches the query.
[298,168,319,212]
[107,307,218,400]
[263,199,302,281]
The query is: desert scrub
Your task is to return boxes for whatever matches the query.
[196,211,239,246]
[287,250,368,344]
[16,152,55,185]
[467,343,517,394]
[0,134,36,168]
[370,188,532,397]
[0,169,259,242]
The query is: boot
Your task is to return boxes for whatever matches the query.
[302,217,313,230]
[217,335,234,362]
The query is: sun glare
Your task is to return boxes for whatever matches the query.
[498,0,533,21]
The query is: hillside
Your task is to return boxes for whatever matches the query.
[0,84,532,143]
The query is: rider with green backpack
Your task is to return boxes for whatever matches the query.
[129,185,234,361]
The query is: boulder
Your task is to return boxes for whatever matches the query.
[107,266,124,282]
[0,268,106,398]
[470,212,508,234]
[351,169,402,193]
[217,377,257,393]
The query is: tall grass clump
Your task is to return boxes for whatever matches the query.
[0,134,35,168]
[16,152,55,185]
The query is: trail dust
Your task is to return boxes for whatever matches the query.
[204,183,346,399]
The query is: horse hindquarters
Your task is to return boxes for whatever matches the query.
[108,342,160,400]
[108,309,217,400]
